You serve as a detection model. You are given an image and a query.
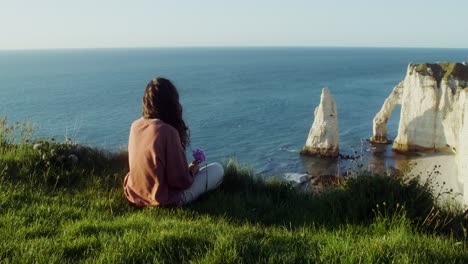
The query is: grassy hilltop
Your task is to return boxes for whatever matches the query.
[0,117,467,263]
[413,62,468,84]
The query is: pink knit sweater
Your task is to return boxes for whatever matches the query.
[123,118,193,206]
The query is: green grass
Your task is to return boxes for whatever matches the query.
[413,62,468,83]
[1,117,467,263]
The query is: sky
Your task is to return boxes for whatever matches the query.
[1,0,467,50]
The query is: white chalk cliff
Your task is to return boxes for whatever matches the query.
[460,97,468,205]
[301,87,339,157]
[370,62,468,204]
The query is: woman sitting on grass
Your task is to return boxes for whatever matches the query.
[124,78,224,207]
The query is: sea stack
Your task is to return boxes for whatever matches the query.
[301,87,339,157]
[370,62,468,153]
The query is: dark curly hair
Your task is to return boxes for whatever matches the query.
[142,78,190,149]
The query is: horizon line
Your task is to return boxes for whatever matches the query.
[1,45,468,52]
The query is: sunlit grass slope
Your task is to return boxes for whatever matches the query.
[0,117,467,263]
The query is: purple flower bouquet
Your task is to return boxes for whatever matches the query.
[192,148,206,164]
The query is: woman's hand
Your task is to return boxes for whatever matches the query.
[189,161,200,176]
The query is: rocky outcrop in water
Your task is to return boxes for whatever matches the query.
[301,87,339,157]
[370,62,468,204]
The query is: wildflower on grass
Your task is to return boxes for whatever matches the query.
[33,143,43,150]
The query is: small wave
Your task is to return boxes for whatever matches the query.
[279,147,300,153]
[278,144,300,153]
[284,149,299,153]
[283,173,308,183]
[278,147,299,153]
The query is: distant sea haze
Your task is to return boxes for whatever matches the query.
[0,47,467,175]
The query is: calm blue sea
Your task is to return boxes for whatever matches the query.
[0,47,467,175]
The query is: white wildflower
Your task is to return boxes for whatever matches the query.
[33,143,43,150]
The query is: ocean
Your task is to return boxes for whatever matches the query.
[1,47,467,176]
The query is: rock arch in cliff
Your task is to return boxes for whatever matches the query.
[369,81,404,144]
[370,62,468,153]
[370,62,468,205]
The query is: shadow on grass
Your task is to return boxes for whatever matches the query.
[188,160,468,239]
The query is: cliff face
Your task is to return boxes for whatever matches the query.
[371,62,468,153]
[370,62,468,204]
[460,98,468,205]
[301,87,339,157]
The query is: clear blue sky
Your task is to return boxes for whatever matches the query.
[1,0,467,50]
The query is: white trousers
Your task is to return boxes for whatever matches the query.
[180,162,224,205]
